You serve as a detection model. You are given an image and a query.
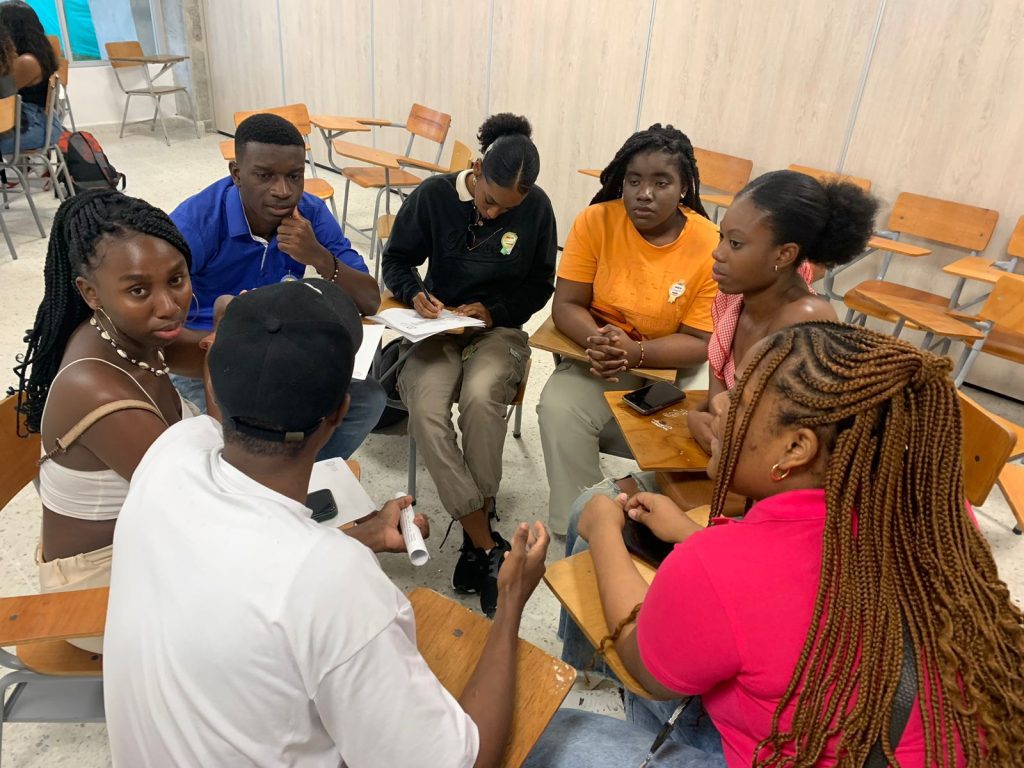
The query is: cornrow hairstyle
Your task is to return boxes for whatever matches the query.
[10,190,192,435]
[710,321,1024,767]
[477,112,540,194]
[591,123,709,219]
[0,1,57,81]
[737,170,879,268]
[234,113,304,156]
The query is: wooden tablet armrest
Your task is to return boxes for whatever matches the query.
[701,192,735,208]
[865,235,931,257]
[399,156,449,173]
[0,587,108,646]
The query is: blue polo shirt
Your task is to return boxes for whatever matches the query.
[170,177,369,330]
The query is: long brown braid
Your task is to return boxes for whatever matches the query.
[710,321,1024,767]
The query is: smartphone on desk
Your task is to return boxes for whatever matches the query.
[307,489,339,524]
[623,381,685,416]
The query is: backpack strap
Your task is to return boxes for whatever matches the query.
[864,618,917,767]
[39,399,167,464]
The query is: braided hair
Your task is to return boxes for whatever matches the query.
[710,322,1024,766]
[590,123,708,219]
[10,190,192,435]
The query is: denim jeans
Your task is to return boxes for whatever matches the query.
[524,696,726,768]
[0,102,63,155]
[558,472,659,674]
[170,374,387,460]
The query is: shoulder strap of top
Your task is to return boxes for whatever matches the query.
[40,399,167,465]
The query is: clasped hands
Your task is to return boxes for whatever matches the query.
[577,491,691,546]
[585,324,642,382]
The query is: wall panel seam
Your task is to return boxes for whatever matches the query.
[836,0,888,172]
[635,0,657,132]
[276,0,286,104]
[485,0,494,117]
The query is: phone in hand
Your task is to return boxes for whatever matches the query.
[623,381,685,416]
[307,489,338,524]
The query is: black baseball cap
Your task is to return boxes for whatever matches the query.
[208,278,363,442]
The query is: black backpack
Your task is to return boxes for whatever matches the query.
[56,131,127,194]
[372,338,409,430]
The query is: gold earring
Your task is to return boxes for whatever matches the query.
[774,264,780,272]
[769,462,790,481]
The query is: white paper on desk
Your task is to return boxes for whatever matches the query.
[308,458,377,526]
[368,307,484,342]
[352,324,385,380]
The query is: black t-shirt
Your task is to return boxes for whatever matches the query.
[381,172,557,329]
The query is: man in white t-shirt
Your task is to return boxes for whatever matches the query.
[104,278,550,768]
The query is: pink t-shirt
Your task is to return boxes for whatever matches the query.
[636,489,947,767]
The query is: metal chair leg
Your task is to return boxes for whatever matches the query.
[407,435,417,499]
[150,101,158,131]
[8,165,45,237]
[340,178,352,236]
[0,209,17,259]
[156,97,171,146]
[118,93,132,138]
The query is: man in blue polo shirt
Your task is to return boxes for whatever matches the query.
[169,113,385,460]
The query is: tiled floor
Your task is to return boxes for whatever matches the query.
[0,119,1021,766]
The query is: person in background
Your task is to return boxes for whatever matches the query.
[537,124,718,536]
[382,113,556,617]
[0,1,62,154]
[11,190,195,653]
[168,112,384,461]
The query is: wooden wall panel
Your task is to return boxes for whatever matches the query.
[838,0,1024,397]
[640,0,877,179]
[490,0,651,239]
[371,0,489,163]
[281,0,375,160]
[203,0,283,133]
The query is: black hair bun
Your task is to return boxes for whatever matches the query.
[478,113,532,152]
[806,181,880,268]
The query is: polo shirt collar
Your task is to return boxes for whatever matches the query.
[741,488,827,524]
[455,169,474,203]
[225,184,266,242]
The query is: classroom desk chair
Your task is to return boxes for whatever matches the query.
[10,75,74,204]
[692,146,753,222]
[46,35,76,132]
[0,94,47,260]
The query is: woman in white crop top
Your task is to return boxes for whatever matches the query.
[11,191,197,651]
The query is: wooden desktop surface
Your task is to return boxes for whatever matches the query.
[107,54,187,65]
[527,316,675,383]
[309,115,372,133]
[330,139,403,169]
[604,390,710,472]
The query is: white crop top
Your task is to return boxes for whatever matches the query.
[38,358,194,522]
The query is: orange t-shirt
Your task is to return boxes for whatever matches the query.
[557,200,719,338]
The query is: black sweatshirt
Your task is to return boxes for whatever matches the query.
[382,173,557,329]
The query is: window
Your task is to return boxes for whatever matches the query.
[25,0,159,64]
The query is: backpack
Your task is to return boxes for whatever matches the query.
[56,131,127,194]
[372,338,409,430]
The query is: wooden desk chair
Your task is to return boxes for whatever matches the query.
[105,41,201,145]
[46,35,75,132]
[0,94,47,260]
[997,463,1024,535]
[841,192,999,326]
[337,104,452,250]
[14,75,74,202]
[232,104,338,218]
[408,588,575,767]
[959,390,1022,535]
[692,147,753,220]
[786,163,872,193]
[370,140,472,281]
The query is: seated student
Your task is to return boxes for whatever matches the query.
[103,279,551,768]
[11,190,195,653]
[0,1,63,154]
[382,113,556,617]
[561,169,880,554]
[537,124,719,535]
[168,112,384,460]
[527,322,1024,767]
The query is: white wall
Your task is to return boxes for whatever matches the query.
[67,64,199,128]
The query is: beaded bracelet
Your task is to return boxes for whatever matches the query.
[328,258,340,283]
[633,340,645,369]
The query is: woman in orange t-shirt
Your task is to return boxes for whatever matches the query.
[537,124,719,535]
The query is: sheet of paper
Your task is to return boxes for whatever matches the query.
[352,324,385,380]
[308,458,377,526]
[368,307,484,342]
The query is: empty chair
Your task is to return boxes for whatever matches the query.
[692,146,752,218]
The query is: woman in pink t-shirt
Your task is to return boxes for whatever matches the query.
[527,323,1024,767]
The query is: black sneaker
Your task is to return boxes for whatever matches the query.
[479,531,511,619]
[452,531,484,594]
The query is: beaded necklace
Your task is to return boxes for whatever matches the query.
[90,314,169,376]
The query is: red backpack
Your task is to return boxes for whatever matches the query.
[56,131,127,194]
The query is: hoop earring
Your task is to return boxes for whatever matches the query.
[186,292,200,323]
[774,264,780,272]
[769,462,790,482]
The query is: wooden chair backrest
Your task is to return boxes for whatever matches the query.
[448,140,472,172]
[409,588,574,767]
[959,391,1016,506]
[234,103,312,137]
[1007,215,1024,260]
[47,34,63,60]
[105,40,144,69]
[0,94,17,134]
[787,163,872,192]
[693,147,753,195]
[978,273,1024,333]
[0,394,40,510]
[58,58,69,86]
[886,192,998,251]
[406,103,451,145]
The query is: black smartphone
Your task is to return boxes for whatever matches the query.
[621,517,675,568]
[306,489,338,524]
[623,381,685,415]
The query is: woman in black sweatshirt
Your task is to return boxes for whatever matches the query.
[382,113,556,617]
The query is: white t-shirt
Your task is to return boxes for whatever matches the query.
[104,416,479,768]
